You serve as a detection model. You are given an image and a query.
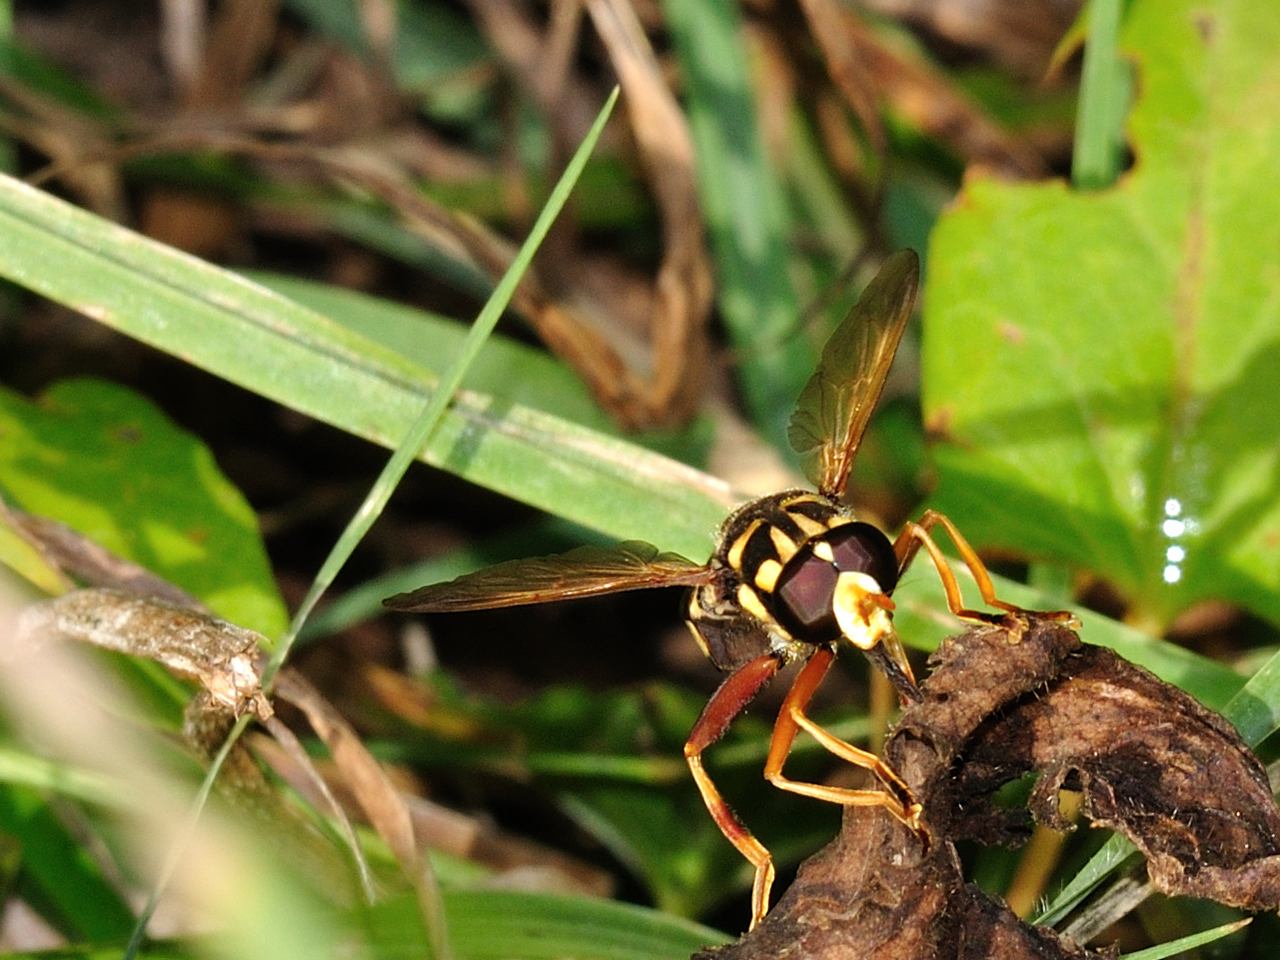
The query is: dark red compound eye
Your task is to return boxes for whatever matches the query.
[771,522,898,643]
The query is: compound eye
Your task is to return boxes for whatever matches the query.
[773,553,840,641]
[771,522,897,643]
[826,522,899,595]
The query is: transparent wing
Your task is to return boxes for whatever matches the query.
[383,541,714,612]
[788,250,920,498]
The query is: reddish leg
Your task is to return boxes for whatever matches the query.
[895,509,1076,628]
[764,648,924,838]
[684,654,783,929]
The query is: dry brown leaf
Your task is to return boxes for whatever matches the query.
[251,726,615,897]
[15,588,271,718]
[801,1,1047,177]
[273,669,450,958]
[183,0,281,108]
[703,618,1280,958]
[275,670,418,870]
[464,0,714,426]
[937,638,1280,909]
[858,0,1081,79]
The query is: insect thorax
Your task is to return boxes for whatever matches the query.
[685,489,899,671]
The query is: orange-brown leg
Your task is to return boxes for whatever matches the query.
[684,654,783,929]
[764,648,925,840]
[894,509,1076,627]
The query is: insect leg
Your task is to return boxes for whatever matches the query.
[893,509,1076,626]
[764,648,925,840]
[684,653,784,929]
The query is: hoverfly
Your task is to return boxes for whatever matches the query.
[386,250,1066,928]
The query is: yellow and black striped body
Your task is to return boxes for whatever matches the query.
[687,489,899,671]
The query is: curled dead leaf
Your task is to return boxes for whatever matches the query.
[700,618,1280,959]
[927,628,1280,911]
[14,587,271,718]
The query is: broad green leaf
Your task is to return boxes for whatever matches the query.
[923,0,1280,630]
[0,173,736,561]
[0,379,286,637]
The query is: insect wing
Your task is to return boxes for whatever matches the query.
[384,541,714,612]
[788,249,920,498]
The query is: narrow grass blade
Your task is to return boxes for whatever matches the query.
[1033,832,1137,927]
[1072,0,1130,188]
[1119,917,1250,960]
[268,86,621,672]
[1221,646,1280,746]
[442,889,729,960]
[662,0,813,449]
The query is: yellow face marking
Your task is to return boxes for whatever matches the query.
[753,558,783,593]
[726,518,763,571]
[736,583,771,623]
[832,570,892,651]
[813,540,836,563]
[768,525,799,562]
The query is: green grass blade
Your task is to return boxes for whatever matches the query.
[1033,832,1137,927]
[1119,917,1250,960]
[432,890,728,960]
[0,746,129,808]
[1072,0,1130,188]
[1221,646,1280,746]
[662,0,812,448]
[268,86,621,673]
